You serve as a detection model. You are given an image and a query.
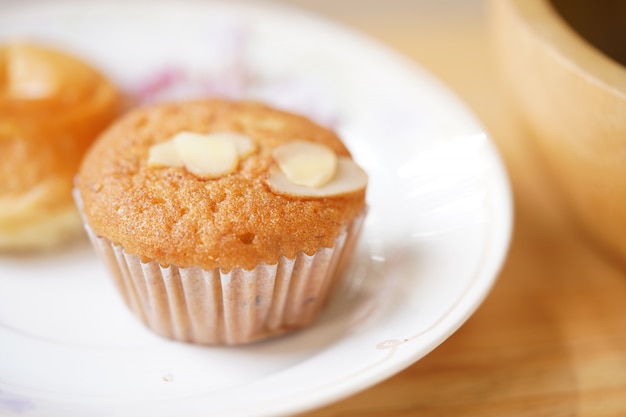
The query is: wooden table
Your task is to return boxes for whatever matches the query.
[274,1,626,415]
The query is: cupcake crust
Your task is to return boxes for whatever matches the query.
[0,43,120,250]
[78,100,366,271]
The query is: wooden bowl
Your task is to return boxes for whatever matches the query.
[490,0,626,265]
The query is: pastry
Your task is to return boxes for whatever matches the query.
[0,43,120,250]
[76,99,367,345]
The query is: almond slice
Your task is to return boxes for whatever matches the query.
[173,131,238,179]
[272,140,338,188]
[208,132,257,158]
[266,157,368,197]
[147,140,184,167]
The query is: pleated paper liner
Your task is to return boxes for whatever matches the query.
[84,212,364,345]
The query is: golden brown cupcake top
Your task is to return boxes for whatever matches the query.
[0,43,121,199]
[78,100,367,271]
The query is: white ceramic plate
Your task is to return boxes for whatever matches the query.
[0,1,513,416]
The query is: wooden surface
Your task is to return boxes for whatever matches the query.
[273,1,626,416]
[492,0,626,270]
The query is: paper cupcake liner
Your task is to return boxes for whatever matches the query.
[83,212,365,345]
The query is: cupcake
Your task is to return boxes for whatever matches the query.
[76,99,367,345]
[0,43,120,250]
